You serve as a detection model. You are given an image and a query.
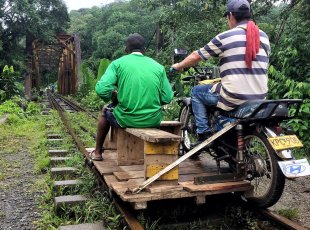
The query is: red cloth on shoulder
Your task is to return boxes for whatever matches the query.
[245,21,260,69]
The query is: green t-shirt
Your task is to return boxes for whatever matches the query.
[95,53,173,128]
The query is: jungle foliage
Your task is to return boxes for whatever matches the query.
[0,0,69,70]
[68,0,309,154]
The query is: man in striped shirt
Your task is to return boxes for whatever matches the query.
[172,0,270,144]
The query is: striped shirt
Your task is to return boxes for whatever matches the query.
[197,21,270,111]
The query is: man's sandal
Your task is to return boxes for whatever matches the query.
[89,150,103,161]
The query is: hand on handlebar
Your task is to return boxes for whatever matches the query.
[170,63,190,74]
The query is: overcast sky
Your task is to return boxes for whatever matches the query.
[63,0,116,11]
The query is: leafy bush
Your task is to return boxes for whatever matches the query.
[0,97,42,124]
[0,100,24,117]
[0,65,21,102]
[268,65,310,156]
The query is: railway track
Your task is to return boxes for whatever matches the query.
[44,92,308,230]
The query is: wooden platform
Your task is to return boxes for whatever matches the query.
[87,148,253,210]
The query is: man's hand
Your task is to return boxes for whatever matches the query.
[171,63,184,72]
[111,90,118,105]
[172,51,202,73]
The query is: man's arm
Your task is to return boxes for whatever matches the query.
[95,63,117,102]
[171,51,202,71]
[160,69,174,105]
[172,35,223,72]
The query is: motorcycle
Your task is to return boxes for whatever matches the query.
[172,49,310,208]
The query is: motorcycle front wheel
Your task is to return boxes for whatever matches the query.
[179,105,198,153]
[243,131,285,208]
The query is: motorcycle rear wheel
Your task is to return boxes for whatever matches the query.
[179,105,198,153]
[244,131,285,208]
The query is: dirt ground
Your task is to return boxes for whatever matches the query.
[269,176,310,229]
[0,147,42,230]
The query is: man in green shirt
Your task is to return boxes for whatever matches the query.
[90,33,174,161]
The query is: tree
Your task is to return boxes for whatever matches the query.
[0,0,70,69]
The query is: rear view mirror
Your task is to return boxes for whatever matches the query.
[173,48,188,63]
[174,48,188,55]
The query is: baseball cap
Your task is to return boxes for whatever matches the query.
[223,0,250,17]
[125,33,145,53]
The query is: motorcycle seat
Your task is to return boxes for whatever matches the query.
[226,100,289,119]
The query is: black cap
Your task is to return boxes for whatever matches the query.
[223,0,250,17]
[125,33,145,53]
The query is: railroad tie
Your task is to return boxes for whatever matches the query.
[48,138,64,142]
[48,149,68,157]
[59,222,105,230]
[47,134,62,139]
[46,123,54,128]
[54,195,88,208]
[53,180,80,195]
[51,167,77,179]
[54,179,80,189]
[42,110,50,115]
[50,157,72,166]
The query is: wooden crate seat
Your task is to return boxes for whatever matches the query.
[103,121,182,150]
[116,127,182,187]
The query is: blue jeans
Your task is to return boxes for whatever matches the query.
[101,104,121,128]
[191,84,219,134]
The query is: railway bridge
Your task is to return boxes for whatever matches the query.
[25,34,81,98]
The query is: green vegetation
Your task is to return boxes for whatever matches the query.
[68,0,309,157]
[0,101,124,229]
[277,208,299,220]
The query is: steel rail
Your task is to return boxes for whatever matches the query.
[46,92,145,230]
[257,209,308,230]
[57,94,98,119]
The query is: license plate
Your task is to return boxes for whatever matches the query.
[278,159,310,178]
[268,135,303,151]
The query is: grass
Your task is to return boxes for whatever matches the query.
[33,109,125,229]
[277,208,299,220]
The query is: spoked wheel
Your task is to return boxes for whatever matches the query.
[179,105,198,153]
[243,132,285,208]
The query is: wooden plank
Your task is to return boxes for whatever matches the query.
[144,141,179,155]
[180,181,251,192]
[146,164,178,180]
[144,154,178,165]
[111,180,142,193]
[103,175,118,188]
[132,202,147,210]
[118,159,144,166]
[195,195,206,205]
[125,128,181,143]
[113,171,144,181]
[160,121,182,127]
[103,126,117,150]
[144,154,178,181]
[146,185,183,194]
[117,129,144,166]
[159,121,182,135]
[94,165,121,175]
[119,165,144,171]
[179,172,223,182]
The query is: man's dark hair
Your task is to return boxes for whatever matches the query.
[231,11,251,22]
[125,33,145,53]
